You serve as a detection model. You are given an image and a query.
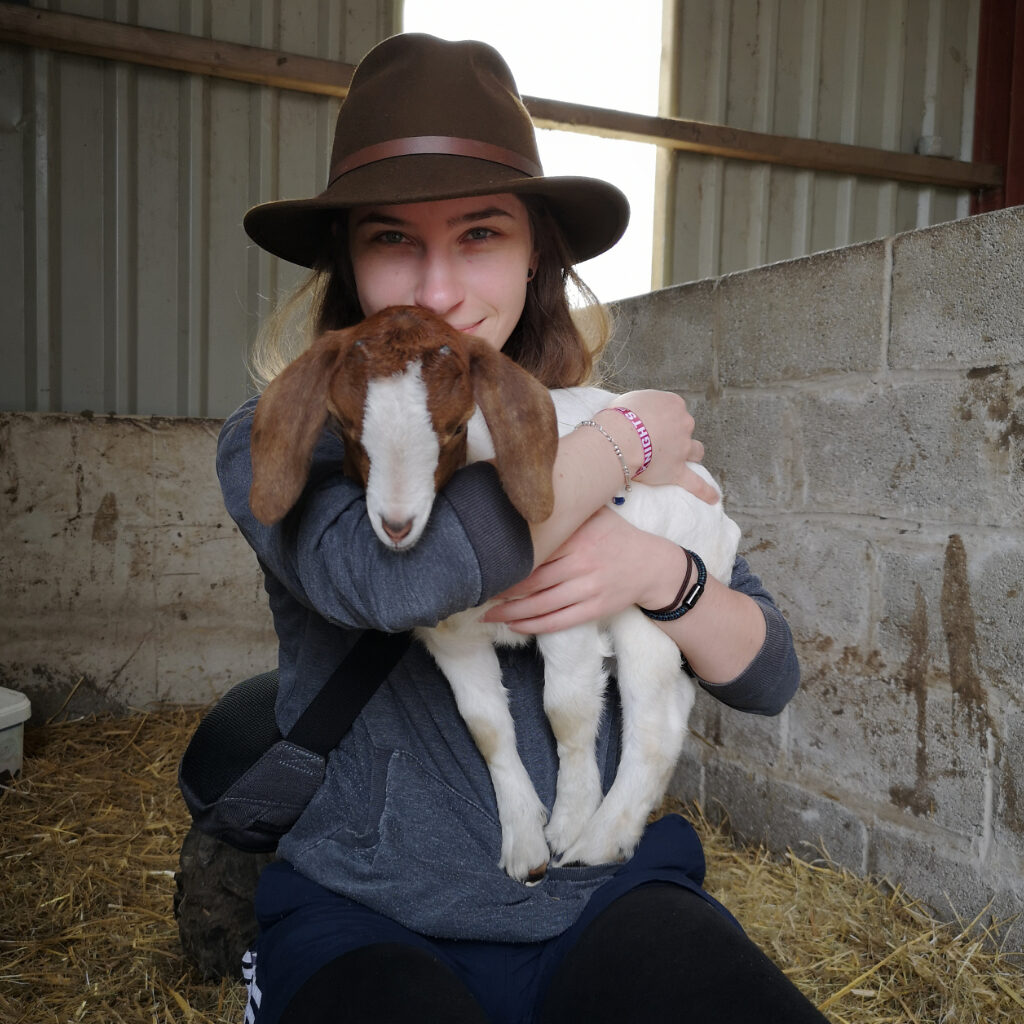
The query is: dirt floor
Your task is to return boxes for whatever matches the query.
[1,706,1022,1023]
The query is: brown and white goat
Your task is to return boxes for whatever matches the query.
[250,305,739,882]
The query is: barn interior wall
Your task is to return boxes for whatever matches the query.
[660,0,981,286]
[607,203,1024,942]
[0,0,398,418]
[2,1,991,416]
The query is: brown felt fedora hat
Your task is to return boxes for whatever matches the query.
[243,33,629,268]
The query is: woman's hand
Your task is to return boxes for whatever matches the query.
[525,388,715,567]
[597,390,717,504]
[485,509,687,634]
[493,502,768,683]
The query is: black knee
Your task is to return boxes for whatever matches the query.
[281,942,489,1024]
[540,884,831,1024]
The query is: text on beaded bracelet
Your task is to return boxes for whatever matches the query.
[612,407,654,476]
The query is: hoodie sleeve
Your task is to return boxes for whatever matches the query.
[695,556,801,716]
[217,396,535,633]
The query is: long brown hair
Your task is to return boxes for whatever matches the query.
[249,197,608,391]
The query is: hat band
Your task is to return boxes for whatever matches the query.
[329,135,543,186]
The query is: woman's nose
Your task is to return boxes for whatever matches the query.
[414,250,463,314]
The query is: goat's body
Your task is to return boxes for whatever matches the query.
[415,611,554,880]
[440,387,739,876]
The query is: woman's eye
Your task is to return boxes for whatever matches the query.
[376,230,407,245]
[464,227,496,242]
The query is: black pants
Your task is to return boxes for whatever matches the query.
[281,883,830,1023]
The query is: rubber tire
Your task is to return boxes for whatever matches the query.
[173,823,275,980]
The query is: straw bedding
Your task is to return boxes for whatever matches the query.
[2,706,1021,1023]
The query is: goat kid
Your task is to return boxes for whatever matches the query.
[249,306,739,883]
[464,387,739,875]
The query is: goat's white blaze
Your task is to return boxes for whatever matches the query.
[362,360,440,550]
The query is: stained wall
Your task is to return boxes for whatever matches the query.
[608,203,1024,939]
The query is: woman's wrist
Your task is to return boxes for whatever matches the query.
[639,548,707,621]
[528,420,639,565]
[610,407,653,475]
[634,541,692,611]
[565,414,635,498]
[592,407,646,478]
[574,418,633,504]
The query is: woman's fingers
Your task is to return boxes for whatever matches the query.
[485,509,690,633]
[483,584,604,634]
[483,549,597,630]
[678,462,719,505]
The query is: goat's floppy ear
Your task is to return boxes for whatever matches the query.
[467,341,558,522]
[249,331,344,525]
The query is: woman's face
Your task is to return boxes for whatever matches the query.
[347,194,537,352]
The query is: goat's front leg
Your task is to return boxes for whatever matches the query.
[558,608,694,866]
[418,628,550,883]
[537,624,609,860]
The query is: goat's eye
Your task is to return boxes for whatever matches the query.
[438,344,451,357]
[452,422,466,436]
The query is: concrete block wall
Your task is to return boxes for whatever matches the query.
[608,204,1024,940]
[0,414,276,721]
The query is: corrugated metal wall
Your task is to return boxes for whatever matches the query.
[660,0,981,285]
[1,0,396,417]
[1,0,987,414]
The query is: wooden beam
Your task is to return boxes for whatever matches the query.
[524,97,1002,191]
[0,3,1003,192]
[0,3,355,97]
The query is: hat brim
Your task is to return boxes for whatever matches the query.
[242,154,630,269]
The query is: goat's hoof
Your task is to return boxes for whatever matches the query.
[525,862,548,885]
[544,813,587,860]
[499,816,551,884]
[559,834,635,869]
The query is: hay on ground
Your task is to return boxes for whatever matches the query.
[1,708,1020,1023]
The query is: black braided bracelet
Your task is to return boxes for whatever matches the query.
[640,549,708,622]
[641,549,693,615]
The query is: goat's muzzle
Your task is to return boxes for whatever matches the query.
[381,517,414,546]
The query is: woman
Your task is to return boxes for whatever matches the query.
[220,32,828,1024]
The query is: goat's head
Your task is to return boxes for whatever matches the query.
[249,306,558,550]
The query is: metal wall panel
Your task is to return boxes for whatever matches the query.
[2,0,986,412]
[1,0,397,417]
[661,0,980,286]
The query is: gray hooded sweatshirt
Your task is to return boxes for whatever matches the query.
[217,396,799,943]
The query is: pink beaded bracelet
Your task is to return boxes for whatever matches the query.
[612,407,654,476]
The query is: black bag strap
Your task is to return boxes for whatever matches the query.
[180,628,413,808]
[284,629,413,753]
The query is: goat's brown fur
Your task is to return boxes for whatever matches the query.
[249,306,559,527]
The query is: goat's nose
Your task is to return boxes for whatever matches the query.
[382,517,414,544]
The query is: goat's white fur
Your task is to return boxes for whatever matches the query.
[363,361,440,550]
[364,381,740,881]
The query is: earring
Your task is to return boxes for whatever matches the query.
[526,268,536,281]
